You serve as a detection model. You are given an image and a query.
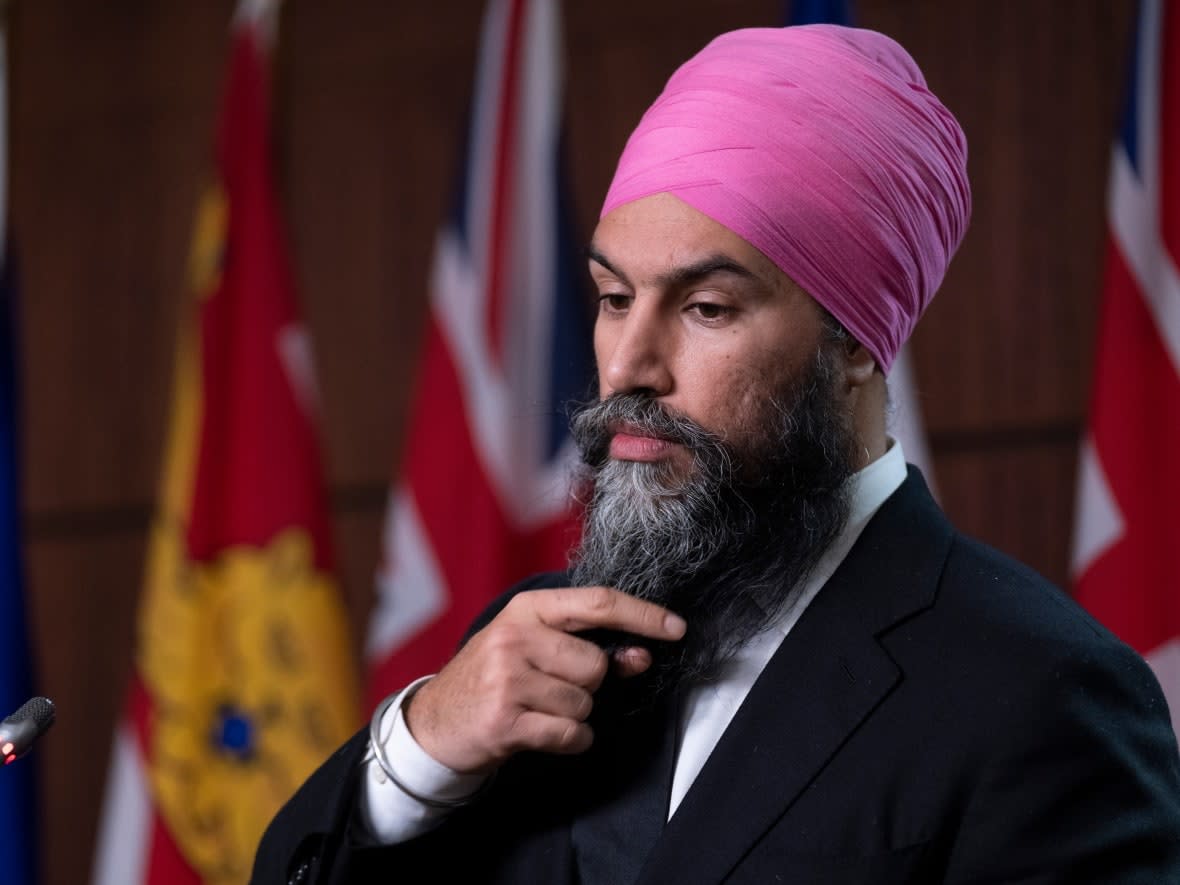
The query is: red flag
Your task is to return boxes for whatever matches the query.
[1073,0,1180,736]
[92,6,358,884]
[365,0,590,704]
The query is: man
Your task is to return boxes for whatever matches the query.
[253,24,1180,884]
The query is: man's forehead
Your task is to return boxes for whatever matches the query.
[588,192,789,290]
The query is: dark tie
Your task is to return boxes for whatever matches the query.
[570,687,681,885]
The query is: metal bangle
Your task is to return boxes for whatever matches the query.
[366,683,493,810]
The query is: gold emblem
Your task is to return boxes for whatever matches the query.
[140,523,357,885]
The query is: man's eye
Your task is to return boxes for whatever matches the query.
[688,302,732,321]
[598,293,632,313]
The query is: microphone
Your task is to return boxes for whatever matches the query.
[1,697,55,765]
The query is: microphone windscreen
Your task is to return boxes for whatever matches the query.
[3,696,55,735]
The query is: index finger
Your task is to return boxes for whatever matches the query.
[529,586,687,640]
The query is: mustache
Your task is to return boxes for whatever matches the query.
[569,393,725,467]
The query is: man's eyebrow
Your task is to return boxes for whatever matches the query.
[586,245,761,289]
[655,255,759,289]
[585,245,628,285]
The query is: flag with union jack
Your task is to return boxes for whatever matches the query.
[1073,0,1180,737]
[365,0,591,705]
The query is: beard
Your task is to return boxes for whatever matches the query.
[568,345,858,700]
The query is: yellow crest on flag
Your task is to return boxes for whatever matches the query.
[141,523,356,885]
[188,186,227,303]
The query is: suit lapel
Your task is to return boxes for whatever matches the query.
[635,469,953,885]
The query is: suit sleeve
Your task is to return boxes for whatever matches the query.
[249,571,571,884]
[945,634,1180,884]
[249,728,371,885]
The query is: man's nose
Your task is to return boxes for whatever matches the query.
[600,305,673,396]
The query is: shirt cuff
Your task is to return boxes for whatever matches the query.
[358,675,491,844]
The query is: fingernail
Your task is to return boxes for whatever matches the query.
[615,647,646,665]
[664,613,687,637]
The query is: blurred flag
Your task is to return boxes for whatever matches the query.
[789,0,852,24]
[787,0,938,486]
[1073,0,1180,736]
[0,13,38,884]
[0,263,33,885]
[91,3,359,884]
[365,0,591,704]
[886,350,937,488]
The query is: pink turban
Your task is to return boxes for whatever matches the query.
[601,25,971,372]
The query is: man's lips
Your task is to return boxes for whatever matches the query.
[608,427,679,461]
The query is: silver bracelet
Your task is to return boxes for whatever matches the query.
[366,684,493,810]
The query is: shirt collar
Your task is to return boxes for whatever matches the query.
[846,437,909,534]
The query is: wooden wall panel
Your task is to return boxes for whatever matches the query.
[866,0,1135,435]
[23,530,145,885]
[8,2,1140,882]
[14,1,231,516]
[19,111,200,513]
[331,502,386,663]
[934,442,1082,588]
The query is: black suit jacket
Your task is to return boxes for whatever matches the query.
[252,470,1180,884]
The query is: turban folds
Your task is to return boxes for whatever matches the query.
[601,25,971,372]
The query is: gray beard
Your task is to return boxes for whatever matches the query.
[568,345,857,698]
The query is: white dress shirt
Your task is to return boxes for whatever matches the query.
[361,442,908,843]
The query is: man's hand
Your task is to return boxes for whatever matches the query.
[404,587,687,774]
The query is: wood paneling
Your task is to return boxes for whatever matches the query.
[8,1,1137,882]
[934,441,1082,588]
[866,0,1135,434]
[23,529,146,885]
[331,499,386,662]
[13,2,231,516]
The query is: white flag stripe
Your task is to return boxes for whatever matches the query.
[1145,638,1180,742]
[886,346,935,491]
[1133,0,1163,221]
[90,726,151,885]
[510,0,563,488]
[1109,147,1180,377]
[463,0,512,314]
[232,0,280,47]
[367,489,448,659]
[276,325,322,419]
[1070,436,1126,576]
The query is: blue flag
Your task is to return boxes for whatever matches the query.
[0,246,35,884]
[788,0,852,26]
